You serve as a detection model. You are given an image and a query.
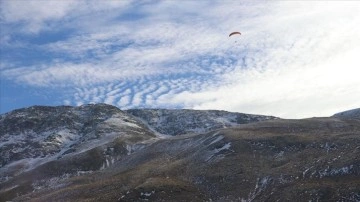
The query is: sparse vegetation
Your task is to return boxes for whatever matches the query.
[1,105,359,201]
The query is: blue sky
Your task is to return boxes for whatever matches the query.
[1,0,360,118]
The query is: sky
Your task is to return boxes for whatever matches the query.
[1,0,360,118]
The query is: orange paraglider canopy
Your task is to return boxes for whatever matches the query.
[229,32,241,37]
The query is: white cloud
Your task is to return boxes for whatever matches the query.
[1,1,360,118]
[0,0,132,33]
[1,0,77,33]
[165,2,360,118]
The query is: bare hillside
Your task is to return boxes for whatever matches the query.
[0,105,359,201]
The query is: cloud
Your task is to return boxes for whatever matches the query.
[1,0,76,33]
[167,2,360,118]
[0,0,132,33]
[1,1,360,118]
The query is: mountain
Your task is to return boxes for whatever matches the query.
[332,108,360,120]
[0,104,359,202]
[125,109,277,136]
[0,104,155,173]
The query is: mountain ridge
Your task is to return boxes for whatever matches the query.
[0,104,359,201]
[332,108,360,120]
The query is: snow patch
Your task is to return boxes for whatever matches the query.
[101,156,117,169]
[302,166,314,178]
[104,117,141,128]
[32,173,71,192]
[246,176,272,202]
[215,142,232,153]
[141,190,155,197]
[209,134,224,145]
[306,165,355,179]
[206,142,233,162]
[125,143,147,155]
[0,184,19,193]
[274,151,284,160]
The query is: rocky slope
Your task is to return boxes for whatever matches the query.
[333,108,360,120]
[126,109,276,136]
[0,105,359,202]
[0,104,157,190]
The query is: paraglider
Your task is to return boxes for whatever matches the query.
[229,32,241,43]
[229,32,241,37]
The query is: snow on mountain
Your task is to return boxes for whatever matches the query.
[0,104,156,177]
[126,109,277,136]
[0,104,276,180]
[1,104,359,201]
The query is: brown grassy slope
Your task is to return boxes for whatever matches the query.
[8,117,360,202]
